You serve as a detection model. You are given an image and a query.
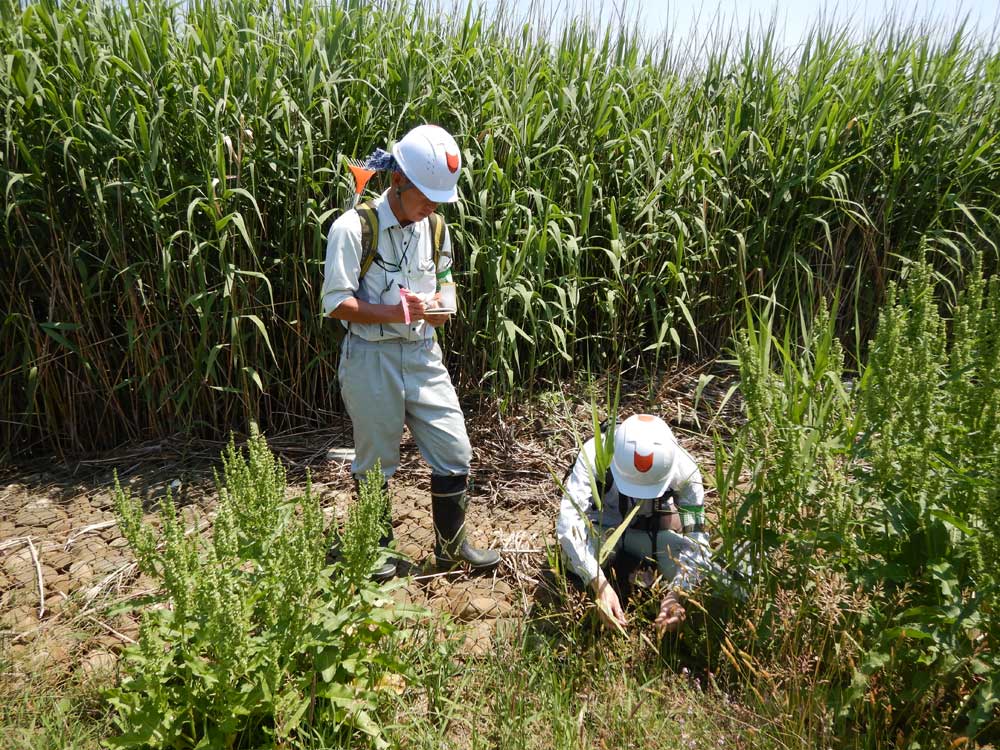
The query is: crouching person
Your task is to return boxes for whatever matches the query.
[556,414,721,636]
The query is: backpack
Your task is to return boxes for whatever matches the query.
[331,202,448,338]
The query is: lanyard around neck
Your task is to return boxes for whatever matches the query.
[386,223,417,272]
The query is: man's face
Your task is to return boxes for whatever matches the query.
[395,174,438,223]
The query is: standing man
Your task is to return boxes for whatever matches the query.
[557,414,721,636]
[321,124,500,579]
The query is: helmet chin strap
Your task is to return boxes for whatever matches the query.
[390,180,417,226]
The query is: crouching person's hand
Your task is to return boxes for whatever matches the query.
[590,571,627,633]
[655,590,686,637]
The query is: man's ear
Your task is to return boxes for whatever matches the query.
[393,172,414,192]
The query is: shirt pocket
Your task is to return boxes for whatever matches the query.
[380,278,403,307]
[412,259,437,296]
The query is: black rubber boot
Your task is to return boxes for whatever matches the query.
[431,475,500,570]
[354,476,397,581]
[372,523,396,581]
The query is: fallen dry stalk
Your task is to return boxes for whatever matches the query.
[411,569,467,582]
[1,536,49,627]
[87,615,137,644]
[83,562,138,607]
[0,536,28,553]
[26,537,45,619]
[64,520,117,550]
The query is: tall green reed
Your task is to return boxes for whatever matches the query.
[2,0,998,455]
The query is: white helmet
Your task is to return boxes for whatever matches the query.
[391,124,462,204]
[610,414,678,499]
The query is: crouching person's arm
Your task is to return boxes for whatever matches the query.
[556,441,627,632]
[656,454,711,636]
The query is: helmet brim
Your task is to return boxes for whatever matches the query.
[415,183,460,204]
[609,464,671,500]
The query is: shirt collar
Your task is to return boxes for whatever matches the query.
[373,189,402,232]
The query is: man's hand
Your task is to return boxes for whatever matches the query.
[655,590,686,636]
[424,310,451,326]
[424,293,451,325]
[591,572,627,633]
[424,292,452,326]
[399,288,427,322]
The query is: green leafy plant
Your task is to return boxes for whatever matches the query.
[851,256,999,742]
[110,430,414,749]
[715,255,999,746]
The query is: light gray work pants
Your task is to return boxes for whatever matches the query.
[594,526,697,584]
[338,334,472,479]
[597,525,746,599]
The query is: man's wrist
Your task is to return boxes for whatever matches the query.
[589,570,607,594]
[665,587,686,602]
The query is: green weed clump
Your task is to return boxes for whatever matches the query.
[111,431,412,749]
[714,256,1000,747]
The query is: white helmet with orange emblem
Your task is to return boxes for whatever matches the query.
[610,414,679,499]
[391,124,462,203]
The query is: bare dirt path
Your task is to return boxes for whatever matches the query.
[1,367,734,680]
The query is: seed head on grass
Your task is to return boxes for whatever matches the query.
[339,460,391,584]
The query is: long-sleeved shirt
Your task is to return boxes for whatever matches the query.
[321,189,454,342]
[556,435,712,590]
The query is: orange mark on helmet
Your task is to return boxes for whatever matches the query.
[637,414,655,423]
[446,151,459,173]
[633,451,653,473]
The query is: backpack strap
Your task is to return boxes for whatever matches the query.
[358,206,443,281]
[336,203,380,340]
[355,202,379,281]
[428,212,447,281]
[614,475,682,534]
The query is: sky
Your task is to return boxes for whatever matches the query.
[483,0,1000,50]
[649,0,999,47]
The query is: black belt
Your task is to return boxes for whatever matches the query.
[619,492,682,533]
[629,511,681,533]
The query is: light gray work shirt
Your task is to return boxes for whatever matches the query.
[321,189,454,342]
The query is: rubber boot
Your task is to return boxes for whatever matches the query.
[372,522,396,581]
[431,475,500,570]
[355,476,397,581]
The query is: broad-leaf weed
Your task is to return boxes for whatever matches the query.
[716,256,999,747]
[109,430,416,749]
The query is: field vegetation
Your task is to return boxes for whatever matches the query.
[710,257,999,746]
[3,0,998,455]
[2,0,999,747]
